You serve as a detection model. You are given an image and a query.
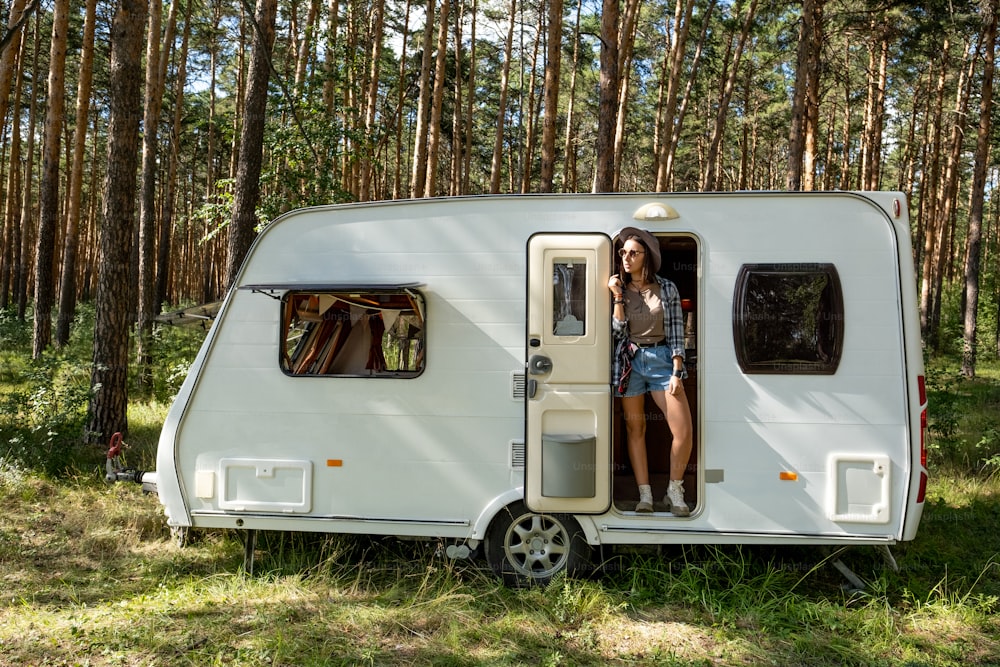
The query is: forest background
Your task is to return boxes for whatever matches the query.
[1,2,999,663]
[0,0,998,442]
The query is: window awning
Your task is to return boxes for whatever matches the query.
[241,282,424,293]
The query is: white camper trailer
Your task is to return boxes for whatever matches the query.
[148,192,927,584]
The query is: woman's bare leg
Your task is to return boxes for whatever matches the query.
[621,394,649,486]
[650,386,692,481]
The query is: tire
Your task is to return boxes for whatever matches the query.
[485,501,592,586]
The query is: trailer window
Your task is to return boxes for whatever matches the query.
[552,258,587,336]
[280,290,425,377]
[733,264,843,374]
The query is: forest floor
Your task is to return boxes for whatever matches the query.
[0,463,997,665]
[1,417,999,664]
[0,315,999,665]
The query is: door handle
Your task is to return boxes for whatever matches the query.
[528,355,553,375]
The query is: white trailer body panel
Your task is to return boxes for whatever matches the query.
[155,192,927,556]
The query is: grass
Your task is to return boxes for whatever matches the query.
[2,311,1000,664]
[0,462,997,663]
[1,467,998,666]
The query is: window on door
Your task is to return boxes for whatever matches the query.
[552,258,588,336]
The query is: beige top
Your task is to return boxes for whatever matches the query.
[624,286,665,345]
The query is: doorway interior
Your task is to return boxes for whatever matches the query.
[611,234,699,515]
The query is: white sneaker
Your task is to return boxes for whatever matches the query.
[664,480,690,517]
[636,485,653,513]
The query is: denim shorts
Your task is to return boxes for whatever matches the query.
[619,345,674,397]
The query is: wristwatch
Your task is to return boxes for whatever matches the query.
[672,369,684,378]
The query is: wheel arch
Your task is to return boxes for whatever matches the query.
[472,488,601,546]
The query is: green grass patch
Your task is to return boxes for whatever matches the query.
[1,314,1000,664]
[0,467,997,665]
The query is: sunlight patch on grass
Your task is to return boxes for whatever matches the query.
[592,614,720,663]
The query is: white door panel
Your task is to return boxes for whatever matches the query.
[525,234,612,514]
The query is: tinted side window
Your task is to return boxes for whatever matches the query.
[733,264,843,374]
[281,290,425,377]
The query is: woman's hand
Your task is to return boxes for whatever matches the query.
[668,374,684,396]
[608,275,623,297]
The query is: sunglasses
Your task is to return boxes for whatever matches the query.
[618,248,645,259]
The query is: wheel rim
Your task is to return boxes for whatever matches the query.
[503,512,571,579]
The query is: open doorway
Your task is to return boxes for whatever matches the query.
[611,234,699,515]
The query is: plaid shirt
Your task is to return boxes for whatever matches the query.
[611,275,687,394]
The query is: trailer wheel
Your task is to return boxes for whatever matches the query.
[485,501,591,586]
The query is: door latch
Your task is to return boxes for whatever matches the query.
[528,354,553,375]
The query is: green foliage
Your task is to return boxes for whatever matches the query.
[0,308,31,351]
[0,310,95,475]
[925,357,1000,472]
[258,92,355,221]
[193,178,236,243]
[0,304,208,475]
[143,314,209,403]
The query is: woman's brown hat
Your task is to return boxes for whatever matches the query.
[617,226,661,273]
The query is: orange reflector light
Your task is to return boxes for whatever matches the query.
[327,459,343,467]
[779,471,798,481]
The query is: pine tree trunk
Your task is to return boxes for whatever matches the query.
[867,37,888,189]
[702,0,757,191]
[424,0,450,197]
[860,16,888,192]
[927,42,975,348]
[611,0,640,192]
[786,0,814,190]
[962,5,997,376]
[449,2,463,195]
[16,18,40,322]
[158,0,192,310]
[802,0,823,191]
[410,0,435,198]
[593,0,618,192]
[489,0,516,194]
[838,48,853,189]
[519,18,540,193]
[655,0,692,191]
[31,0,69,358]
[393,0,411,199]
[539,0,563,192]
[919,45,948,342]
[561,0,581,192]
[136,0,167,385]
[663,0,714,190]
[462,0,477,193]
[293,0,320,95]
[360,0,385,201]
[54,0,96,347]
[87,0,148,444]
[0,0,27,153]
[1,16,26,311]
[323,0,339,114]
[226,0,277,289]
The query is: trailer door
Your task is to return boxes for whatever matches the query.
[525,233,612,514]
